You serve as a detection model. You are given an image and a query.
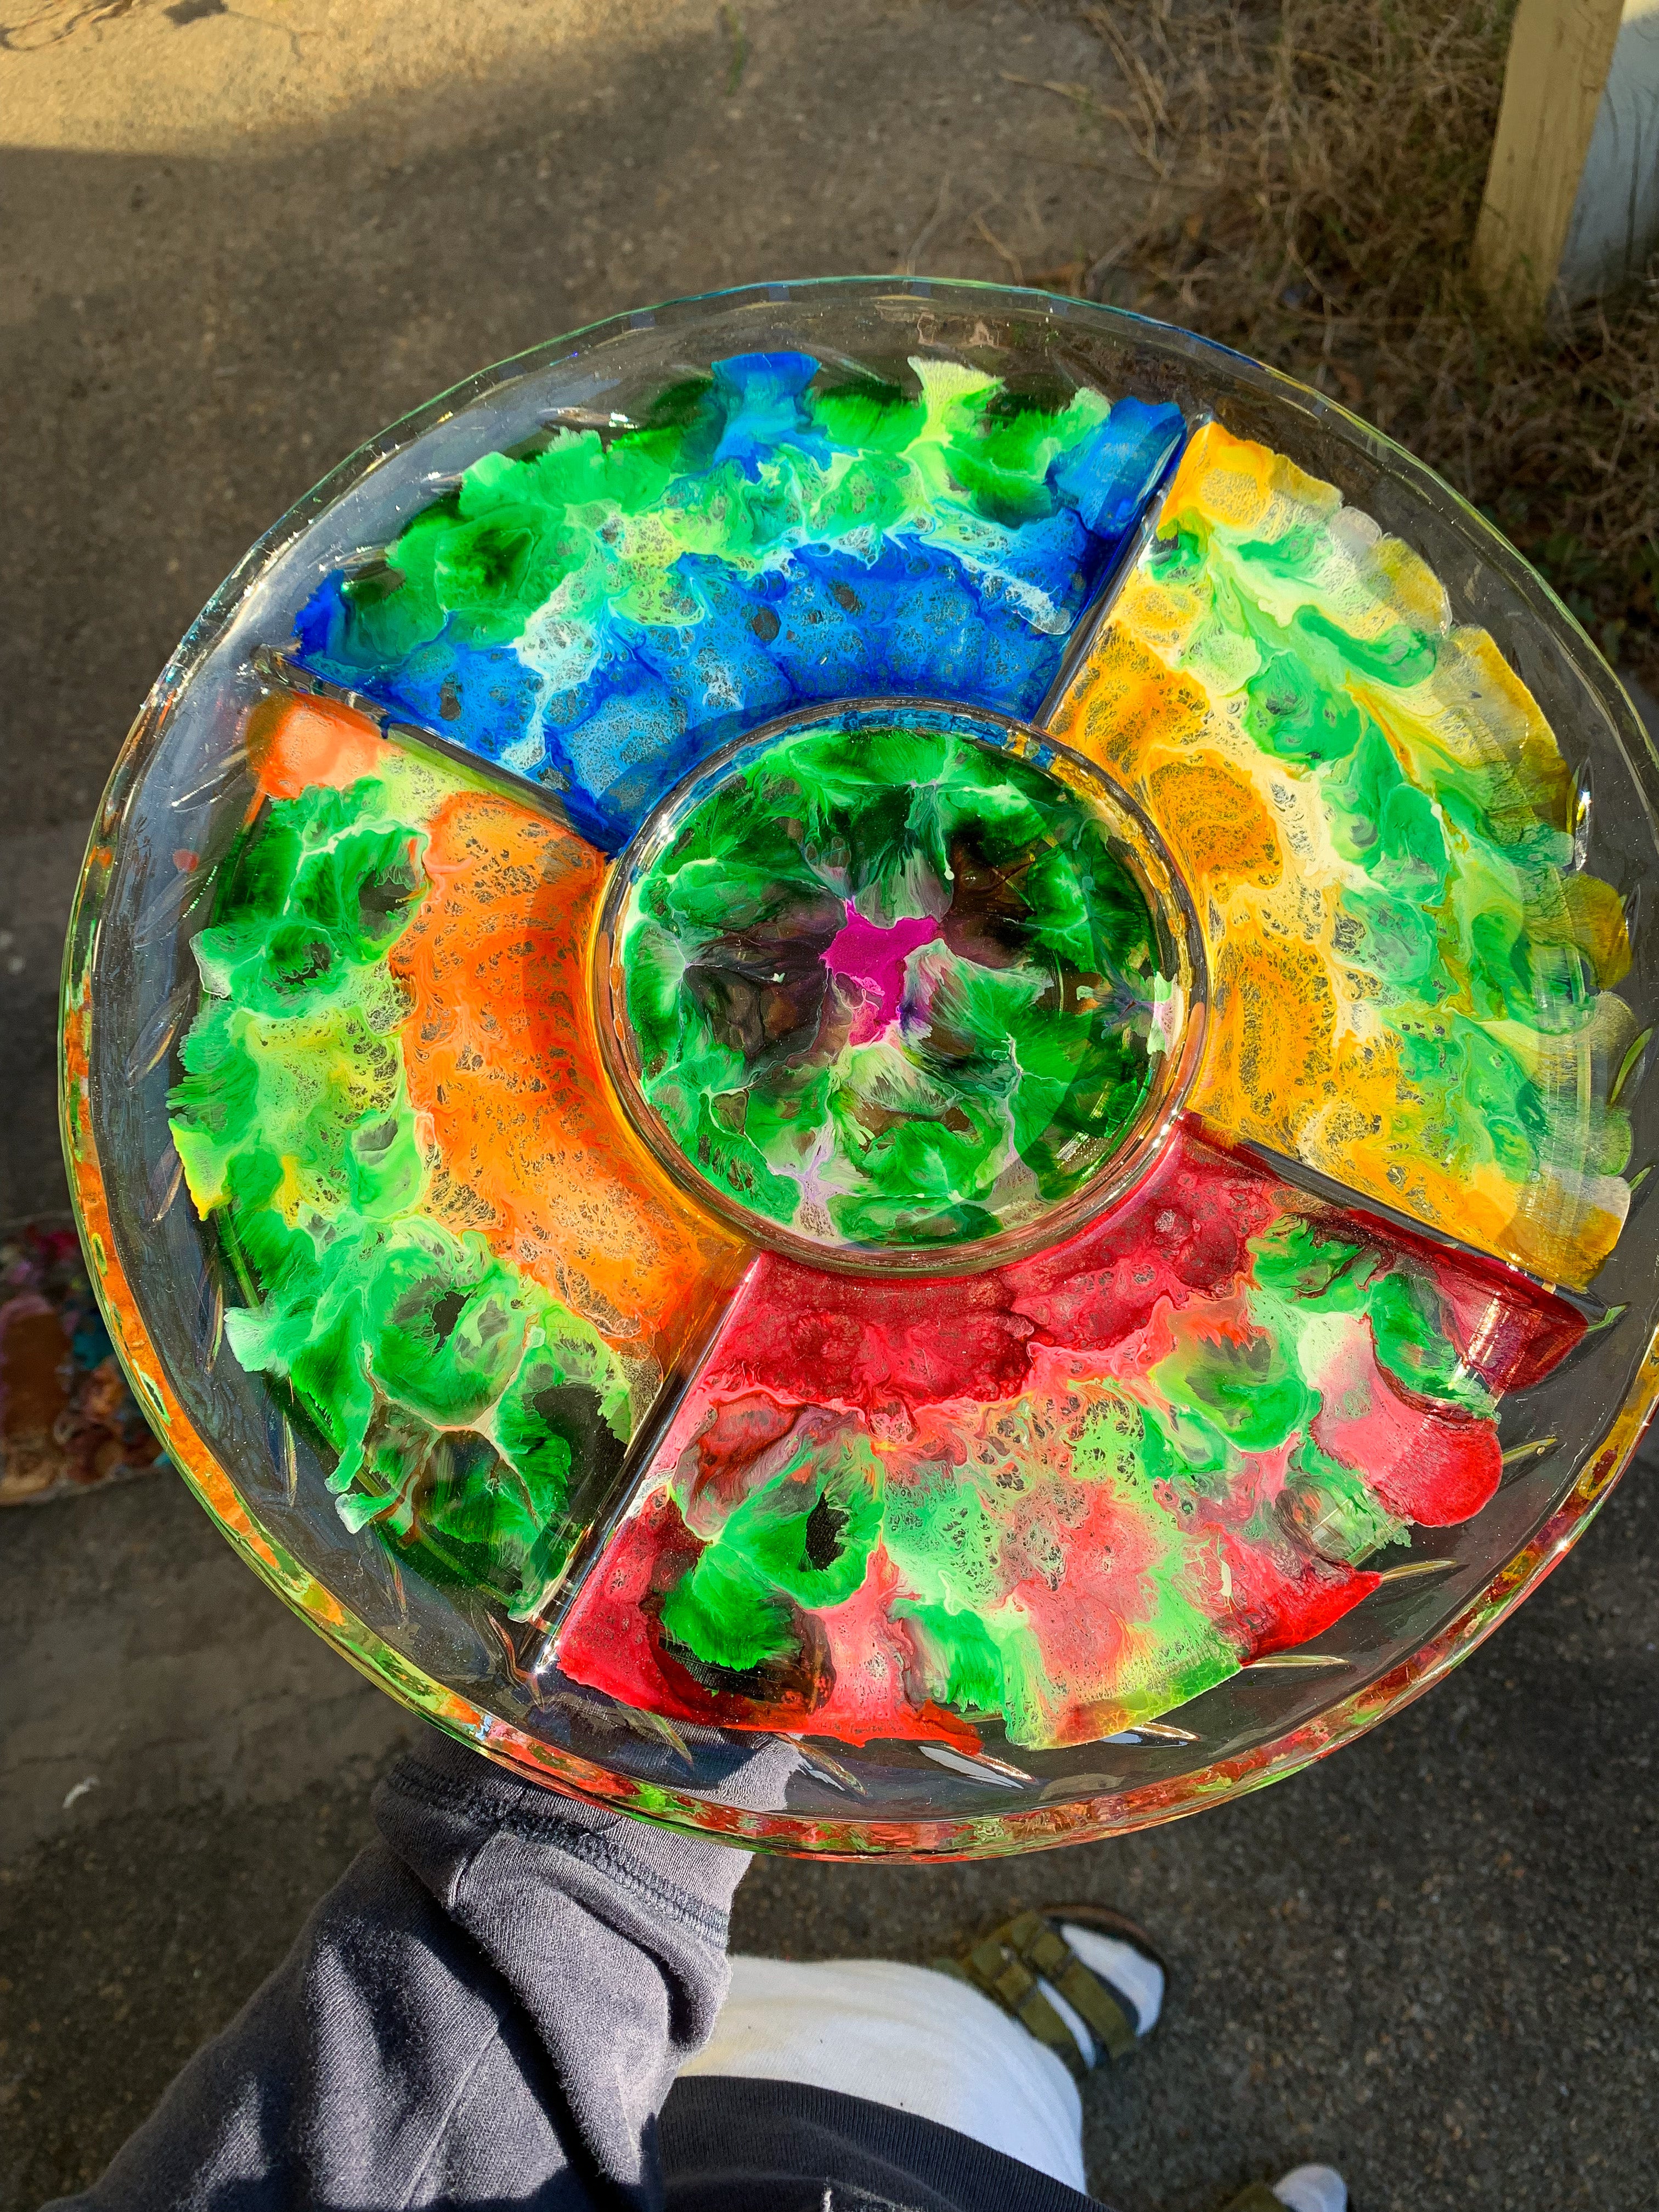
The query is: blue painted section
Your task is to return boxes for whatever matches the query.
[291,366,1187,853]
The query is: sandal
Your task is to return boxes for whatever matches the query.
[934,1903,1166,2081]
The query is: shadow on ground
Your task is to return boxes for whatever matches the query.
[1,0,1127,1216]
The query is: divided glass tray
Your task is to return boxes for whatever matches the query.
[61,278,1659,1857]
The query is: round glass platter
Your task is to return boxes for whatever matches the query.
[60,276,1659,1858]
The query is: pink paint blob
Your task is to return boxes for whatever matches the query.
[822,907,941,1043]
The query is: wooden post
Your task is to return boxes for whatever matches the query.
[1472,0,1628,318]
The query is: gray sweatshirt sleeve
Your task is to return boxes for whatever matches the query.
[48,1729,783,2212]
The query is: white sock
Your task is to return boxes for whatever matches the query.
[1273,2164,1347,2212]
[1031,1924,1166,2068]
[1061,1923,1165,2035]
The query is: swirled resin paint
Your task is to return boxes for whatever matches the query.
[64,283,1659,1854]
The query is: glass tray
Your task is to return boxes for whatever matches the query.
[60,278,1659,1857]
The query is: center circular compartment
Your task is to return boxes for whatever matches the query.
[595,699,1207,1271]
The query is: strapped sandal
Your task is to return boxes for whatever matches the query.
[933,1903,1166,2081]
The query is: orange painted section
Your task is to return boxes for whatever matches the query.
[246,691,386,802]
[389,789,744,1379]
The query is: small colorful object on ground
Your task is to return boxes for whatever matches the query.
[61,283,1659,1855]
[0,1222,167,1505]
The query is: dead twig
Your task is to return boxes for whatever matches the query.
[973,213,1025,287]
[901,171,953,276]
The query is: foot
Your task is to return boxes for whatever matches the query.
[937,1904,1166,2079]
[1272,2168,1347,2212]
[1222,2167,1347,2212]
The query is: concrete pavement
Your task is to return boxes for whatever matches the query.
[3,5,1657,2204]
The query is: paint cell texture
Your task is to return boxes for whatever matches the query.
[291,352,1184,847]
[1049,421,1635,1289]
[166,695,734,1618]
[554,1128,1584,1750]
[616,714,1171,1253]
